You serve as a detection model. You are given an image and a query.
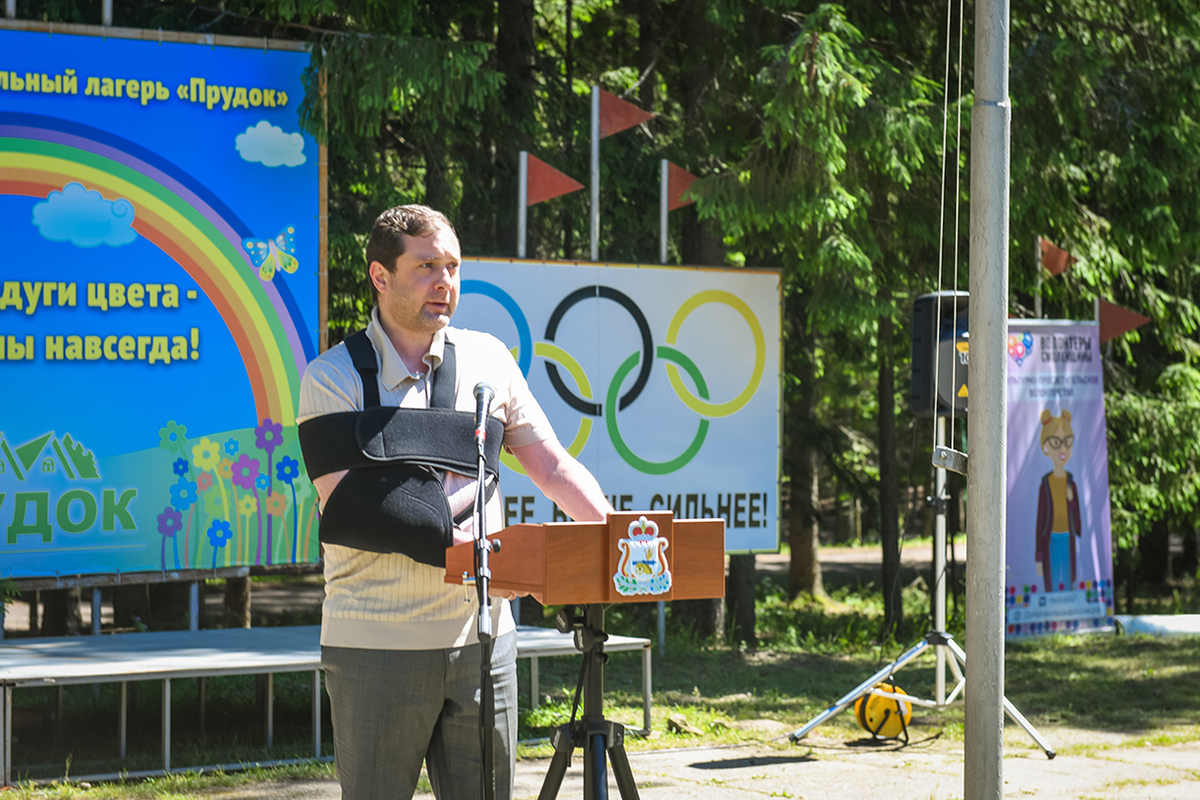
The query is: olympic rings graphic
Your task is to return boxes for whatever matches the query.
[460,280,533,375]
[461,282,767,475]
[607,346,710,475]
[665,290,765,418]
[500,341,595,476]
[543,286,654,415]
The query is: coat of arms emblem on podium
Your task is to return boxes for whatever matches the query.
[613,516,672,596]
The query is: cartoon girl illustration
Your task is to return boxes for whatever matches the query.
[1035,409,1082,592]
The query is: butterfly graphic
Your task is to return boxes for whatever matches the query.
[241,227,299,281]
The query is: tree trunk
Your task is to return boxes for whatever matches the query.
[41,588,83,636]
[456,0,498,253]
[224,576,251,628]
[637,0,658,108]
[787,309,824,599]
[149,582,191,630]
[878,310,903,638]
[111,584,150,630]
[727,553,756,650]
[679,0,724,266]
[561,0,575,260]
[672,597,725,641]
[494,0,536,253]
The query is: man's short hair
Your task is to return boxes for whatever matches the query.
[365,205,456,302]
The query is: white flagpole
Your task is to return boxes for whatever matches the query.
[518,150,528,259]
[590,85,600,262]
[660,159,669,265]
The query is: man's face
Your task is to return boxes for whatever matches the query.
[371,225,461,338]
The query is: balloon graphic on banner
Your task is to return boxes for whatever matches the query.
[1008,331,1034,366]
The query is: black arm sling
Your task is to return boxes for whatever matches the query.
[298,330,504,567]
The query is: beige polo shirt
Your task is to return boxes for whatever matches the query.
[297,308,556,649]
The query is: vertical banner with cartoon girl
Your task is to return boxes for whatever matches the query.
[1005,321,1116,637]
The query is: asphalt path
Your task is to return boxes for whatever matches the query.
[202,730,1200,800]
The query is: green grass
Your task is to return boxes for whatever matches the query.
[5,570,1199,797]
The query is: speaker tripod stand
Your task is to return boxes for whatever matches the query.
[539,604,641,800]
[788,418,1055,759]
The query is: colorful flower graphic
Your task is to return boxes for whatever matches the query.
[255,473,270,492]
[196,472,213,492]
[225,437,239,457]
[192,437,221,471]
[231,454,260,490]
[217,458,233,480]
[169,476,199,511]
[206,519,234,569]
[158,421,188,454]
[203,488,225,518]
[276,456,300,484]
[157,507,182,537]
[156,506,182,570]
[206,519,233,548]
[276,454,302,563]
[254,419,286,565]
[264,491,288,517]
[238,494,257,517]
[255,418,284,455]
[172,457,189,476]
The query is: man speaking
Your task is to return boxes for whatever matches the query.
[298,205,613,800]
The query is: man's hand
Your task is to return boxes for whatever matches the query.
[487,586,544,603]
[312,470,347,510]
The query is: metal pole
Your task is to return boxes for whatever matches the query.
[934,416,947,706]
[4,0,14,20]
[590,85,600,263]
[518,151,528,259]
[102,0,112,26]
[967,0,1010,792]
[312,670,322,758]
[3,685,10,786]
[119,682,127,759]
[92,588,102,635]
[660,159,669,264]
[162,678,171,772]
[189,581,199,631]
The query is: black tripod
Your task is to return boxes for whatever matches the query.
[539,605,641,800]
[788,417,1055,758]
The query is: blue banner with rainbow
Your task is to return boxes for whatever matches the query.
[0,29,320,578]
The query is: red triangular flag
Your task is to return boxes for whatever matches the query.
[526,155,584,206]
[1098,299,1150,344]
[1040,237,1077,276]
[598,88,655,138]
[666,161,698,211]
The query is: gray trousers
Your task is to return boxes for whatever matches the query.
[322,631,518,800]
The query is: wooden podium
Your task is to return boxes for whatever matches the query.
[446,511,725,800]
[444,511,726,605]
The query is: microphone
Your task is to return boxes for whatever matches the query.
[473,382,496,453]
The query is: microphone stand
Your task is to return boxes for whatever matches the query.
[473,395,497,800]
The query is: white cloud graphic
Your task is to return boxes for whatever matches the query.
[236,121,306,167]
[32,182,138,248]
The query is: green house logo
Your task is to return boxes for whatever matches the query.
[0,432,100,482]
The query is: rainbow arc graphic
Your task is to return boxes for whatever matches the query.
[0,112,313,425]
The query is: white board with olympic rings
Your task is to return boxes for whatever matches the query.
[455,258,782,553]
